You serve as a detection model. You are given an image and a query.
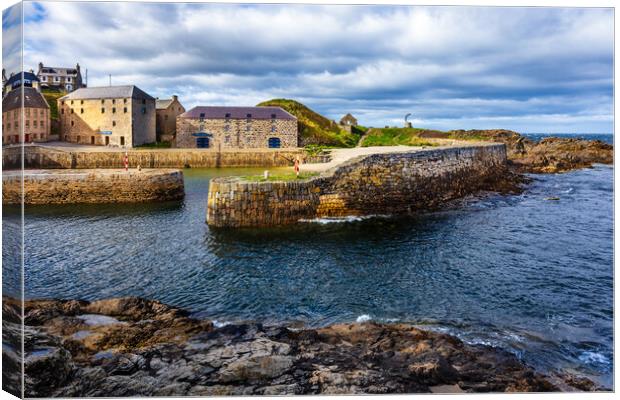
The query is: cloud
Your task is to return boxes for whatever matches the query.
[16,2,614,132]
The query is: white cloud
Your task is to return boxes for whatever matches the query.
[14,2,614,132]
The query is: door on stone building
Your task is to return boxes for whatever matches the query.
[25,134,30,143]
[268,137,281,148]
[196,137,210,148]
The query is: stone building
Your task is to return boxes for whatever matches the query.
[57,85,156,147]
[176,106,297,149]
[339,113,358,133]
[2,87,51,144]
[339,113,358,127]
[156,95,185,143]
[2,70,40,96]
[37,62,85,92]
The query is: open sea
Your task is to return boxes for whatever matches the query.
[2,133,614,388]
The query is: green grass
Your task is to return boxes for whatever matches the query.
[242,171,319,182]
[42,90,64,120]
[134,141,172,149]
[257,99,361,148]
[360,127,440,147]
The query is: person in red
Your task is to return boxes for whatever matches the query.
[294,158,300,177]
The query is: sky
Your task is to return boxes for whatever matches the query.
[3,1,615,132]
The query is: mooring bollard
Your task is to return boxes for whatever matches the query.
[264,170,269,180]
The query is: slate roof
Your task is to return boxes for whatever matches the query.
[4,71,39,88]
[181,106,296,120]
[39,67,79,77]
[2,87,50,112]
[59,85,155,101]
[156,99,174,110]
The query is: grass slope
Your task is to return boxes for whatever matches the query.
[41,89,64,120]
[360,127,442,147]
[257,99,360,147]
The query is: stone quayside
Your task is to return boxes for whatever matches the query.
[2,297,603,397]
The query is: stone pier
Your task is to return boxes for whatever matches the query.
[3,169,184,205]
[207,144,508,227]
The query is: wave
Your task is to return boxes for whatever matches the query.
[299,215,390,224]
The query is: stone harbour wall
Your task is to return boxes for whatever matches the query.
[2,145,307,169]
[207,144,508,227]
[2,169,185,205]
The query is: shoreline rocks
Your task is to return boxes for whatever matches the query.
[1,296,606,397]
[442,130,613,173]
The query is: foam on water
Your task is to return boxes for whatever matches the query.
[578,351,610,366]
[299,215,389,224]
[356,314,372,323]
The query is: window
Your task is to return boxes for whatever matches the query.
[246,124,251,132]
[112,121,116,127]
[33,120,37,128]
[71,121,74,126]
[268,137,281,148]
[101,108,105,113]
[246,113,252,118]
[71,100,74,105]
[224,125,230,132]
[105,136,109,145]
[54,76,59,82]
[271,113,276,119]
[164,115,168,120]
[67,77,71,82]
[40,120,44,127]
[112,99,115,104]
[91,136,95,144]
[80,108,84,114]
[199,112,205,122]
[25,120,29,128]
[6,123,10,129]
[112,107,116,113]
[225,113,231,118]
[120,136,125,146]
[102,99,105,104]
[71,109,74,114]
[25,109,30,116]
[61,101,65,106]
[124,107,127,113]
[41,76,46,82]
[81,100,84,105]
[77,135,81,142]
[61,109,64,115]
[40,109,44,116]
[142,99,146,104]
[124,99,127,104]
[141,107,146,114]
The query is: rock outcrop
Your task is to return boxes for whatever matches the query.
[1,296,604,397]
[444,130,613,173]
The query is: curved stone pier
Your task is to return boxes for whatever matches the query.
[3,169,184,205]
[207,143,509,227]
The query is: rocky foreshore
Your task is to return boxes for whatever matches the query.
[444,130,613,173]
[2,296,604,397]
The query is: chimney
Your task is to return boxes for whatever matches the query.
[172,95,178,101]
[38,62,43,71]
[76,63,80,72]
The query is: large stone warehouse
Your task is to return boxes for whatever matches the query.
[176,106,297,149]
[57,85,156,147]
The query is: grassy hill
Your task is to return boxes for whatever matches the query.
[42,89,64,120]
[257,99,360,147]
[359,127,442,147]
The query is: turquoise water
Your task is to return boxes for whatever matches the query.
[2,153,614,388]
